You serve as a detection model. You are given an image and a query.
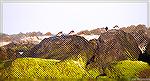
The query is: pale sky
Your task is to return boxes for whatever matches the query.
[3,3,147,35]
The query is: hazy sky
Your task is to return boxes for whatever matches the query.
[3,3,147,35]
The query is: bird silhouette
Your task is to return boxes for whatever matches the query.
[113,25,119,28]
[105,26,108,31]
[56,31,63,36]
[68,30,75,35]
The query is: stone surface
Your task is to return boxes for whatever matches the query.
[138,39,150,64]
[28,35,94,63]
[0,42,35,61]
[120,24,149,52]
[88,30,141,70]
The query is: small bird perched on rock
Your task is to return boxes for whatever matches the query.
[113,25,119,28]
[105,26,108,31]
[68,30,75,35]
[56,31,63,36]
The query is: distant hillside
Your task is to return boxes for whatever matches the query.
[76,24,149,36]
[77,28,106,35]
[1,24,150,45]
[0,33,11,42]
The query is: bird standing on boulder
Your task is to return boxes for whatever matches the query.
[105,26,108,31]
[56,31,63,36]
[113,25,119,29]
[68,30,75,35]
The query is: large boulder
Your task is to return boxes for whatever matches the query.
[138,39,150,64]
[120,24,148,52]
[77,28,106,35]
[0,33,11,42]
[28,35,94,64]
[105,60,150,79]
[1,58,92,79]
[88,30,141,71]
[0,42,35,61]
[146,39,150,54]
[0,47,7,61]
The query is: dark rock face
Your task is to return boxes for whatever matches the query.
[129,30,147,45]
[0,42,35,61]
[0,47,7,61]
[138,68,150,78]
[0,33,11,42]
[89,30,141,69]
[28,35,94,63]
[120,25,148,52]
[146,39,150,54]
[77,28,106,35]
[138,39,150,64]
[127,30,148,53]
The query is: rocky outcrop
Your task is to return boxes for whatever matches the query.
[138,39,150,64]
[0,42,35,61]
[0,33,11,42]
[0,47,7,61]
[44,32,52,36]
[28,35,94,63]
[88,30,141,71]
[129,30,148,52]
[120,24,149,52]
[77,28,106,35]
[146,39,150,54]
[105,60,150,79]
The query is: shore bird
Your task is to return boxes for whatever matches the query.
[113,25,119,28]
[105,26,108,31]
[68,30,75,35]
[56,31,63,36]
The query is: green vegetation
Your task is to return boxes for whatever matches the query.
[12,45,31,51]
[105,60,150,79]
[124,48,137,61]
[2,58,99,79]
[1,58,150,81]
[0,62,4,70]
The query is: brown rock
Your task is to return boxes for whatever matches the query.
[28,35,94,63]
[0,42,35,61]
[90,29,141,69]
[120,24,149,52]
[45,32,52,36]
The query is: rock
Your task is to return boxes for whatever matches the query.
[146,39,150,54]
[89,39,99,51]
[105,60,150,79]
[0,47,7,61]
[128,30,148,53]
[120,24,148,52]
[0,33,11,42]
[138,68,150,78]
[89,30,141,71]
[45,32,52,36]
[1,58,97,79]
[90,28,107,35]
[0,42,36,61]
[77,30,91,35]
[138,39,150,64]
[147,27,150,38]
[28,35,94,64]
[77,28,106,35]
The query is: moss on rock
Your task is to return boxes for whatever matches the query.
[105,60,150,79]
[2,58,100,79]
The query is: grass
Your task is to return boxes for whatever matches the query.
[1,58,150,81]
[2,57,99,79]
[105,60,150,79]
